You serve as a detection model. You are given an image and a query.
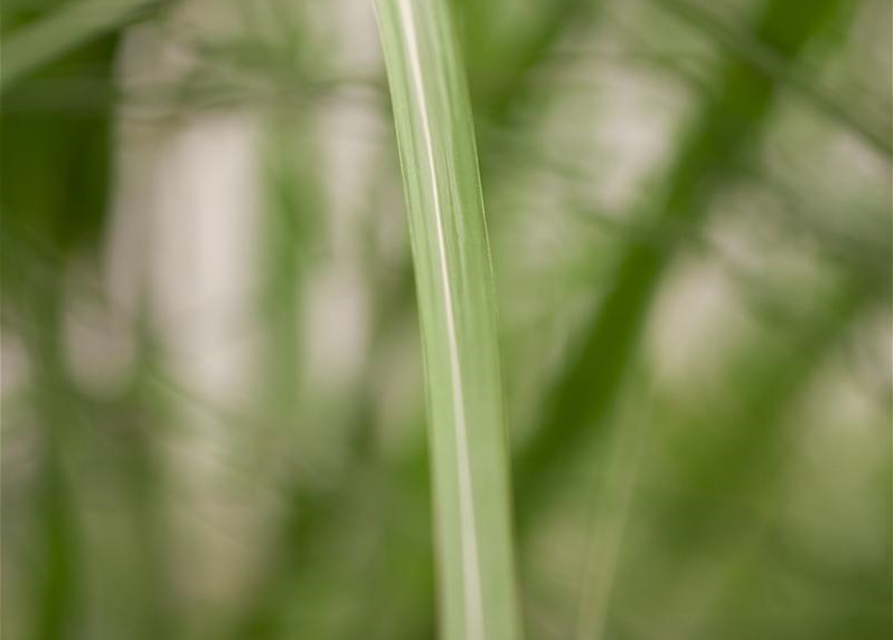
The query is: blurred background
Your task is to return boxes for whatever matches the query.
[2,0,891,639]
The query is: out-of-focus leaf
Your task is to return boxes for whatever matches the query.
[514,0,853,524]
[652,0,892,158]
[1,0,163,93]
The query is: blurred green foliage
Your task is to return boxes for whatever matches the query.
[1,0,890,639]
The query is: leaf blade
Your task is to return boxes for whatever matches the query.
[374,1,522,638]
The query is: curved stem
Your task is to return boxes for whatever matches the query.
[374,1,522,638]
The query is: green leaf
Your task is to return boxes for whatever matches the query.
[514,0,854,523]
[373,1,522,639]
[652,0,892,159]
[1,0,162,93]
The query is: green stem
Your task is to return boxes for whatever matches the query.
[514,0,852,524]
[374,1,522,638]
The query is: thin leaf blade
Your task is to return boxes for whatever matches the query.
[374,1,522,639]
